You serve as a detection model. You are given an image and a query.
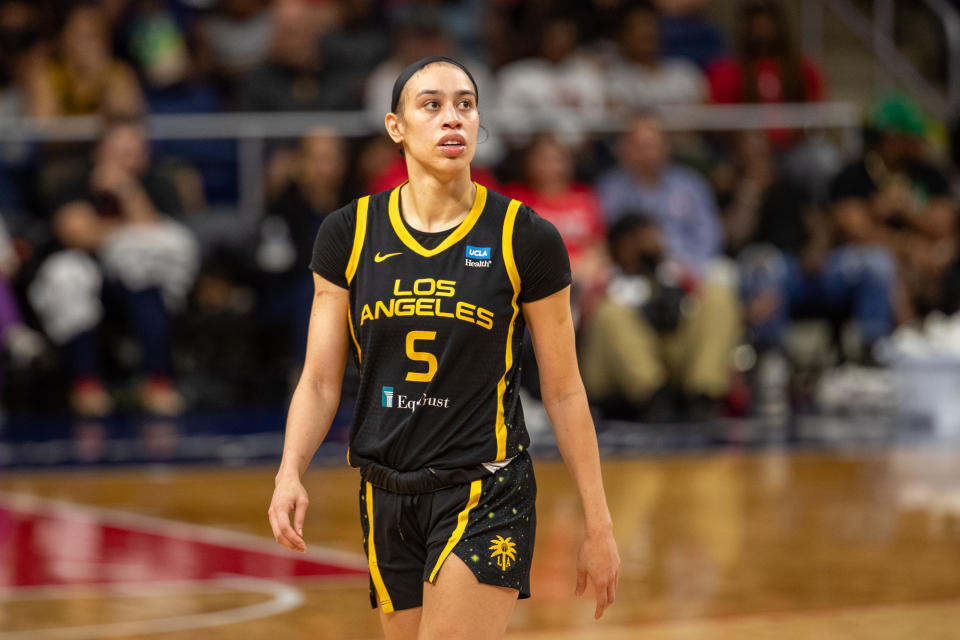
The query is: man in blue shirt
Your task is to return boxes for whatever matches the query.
[597,112,723,277]
[584,112,740,421]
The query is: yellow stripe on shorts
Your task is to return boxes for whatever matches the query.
[365,481,394,613]
[428,479,483,583]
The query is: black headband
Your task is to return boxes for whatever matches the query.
[390,56,478,113]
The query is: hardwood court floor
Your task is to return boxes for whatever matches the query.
[3,447,960,639]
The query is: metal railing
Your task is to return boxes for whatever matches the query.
[805,0,960,117]
[0,102,862,219]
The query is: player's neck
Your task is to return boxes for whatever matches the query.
[400,166,475,233]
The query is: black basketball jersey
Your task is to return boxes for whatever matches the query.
[310,182,570,473]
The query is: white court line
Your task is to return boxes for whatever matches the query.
[0,574,365,602]
[0,576,304,639]
[0,490,367,570]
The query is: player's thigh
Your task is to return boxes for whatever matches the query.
[379,606,422,640]
[419,554,519,640]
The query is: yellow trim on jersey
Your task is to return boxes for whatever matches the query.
[388,182,487,257]
[345,196,369,283]
[347,305,361,364]
[345,197,369,362]
[494,199,523,461]
[428,479,483,583]
[365,481,394,613]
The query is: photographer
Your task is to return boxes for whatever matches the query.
[580,214,739,422]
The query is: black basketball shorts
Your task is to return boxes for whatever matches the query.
[358,452,537,612]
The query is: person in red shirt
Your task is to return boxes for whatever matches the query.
[707,0,825,145]
[504,133,607,317]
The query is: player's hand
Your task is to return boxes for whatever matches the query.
[574,528,620,619]
[268,475,309,552]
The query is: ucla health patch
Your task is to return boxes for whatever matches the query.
[465,245,492,267]
[466,245,491,259]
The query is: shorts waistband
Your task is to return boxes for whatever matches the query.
[359,461,491,495]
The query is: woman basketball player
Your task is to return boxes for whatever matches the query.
[268,57,619,639]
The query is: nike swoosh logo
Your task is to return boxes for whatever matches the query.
[374,252,402,263]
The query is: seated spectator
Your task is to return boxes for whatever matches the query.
[654,0,727,70]
[27,119,199,416]
[196,0,273,98]
[719,131,820,258]
[722,131,894,412]
[321,0,387,109]
[237,0,356,111]
[503,133,607,315]
[604,3,708,112]
[26,5,144,117]
[594,112,741,417]
[829,94,956,323]
[579,214,740,422]
[0,0,44,217]
[0,217,44,412]
[597,111,722,277]
[257,127,346,359]
[118,0,236,208]
[735,131,898,348]
[706,0,825,146]
[496,16,606,144]
[708,0,823,105]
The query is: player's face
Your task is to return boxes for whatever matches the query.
[392,63,479,174]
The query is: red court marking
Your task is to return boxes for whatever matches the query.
[0,494,366,589]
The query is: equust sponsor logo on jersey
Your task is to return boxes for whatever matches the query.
[382,386,451,412]
[465,245,492,268]
[358,279,495,330]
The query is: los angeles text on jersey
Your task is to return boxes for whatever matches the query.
[358,278,495,330]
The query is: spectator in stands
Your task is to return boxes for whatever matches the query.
[719,131,887,414]
[706,0,824,147]
[654,0,727,70]
[719,132,827,261]
[597,111,722,276]
[0,0,44,217]
[595,112,741,417]
[321,0,387,109]
[118,0,236,209]
[0,0,41,117]
[257,127,346,359]
[26,5,144,117]
[733,126,897,364]
[27,118,199,416]
[579,214,738,422]
[503,133,607,315]
[605,3,708,112]
[829,93,956,323]
[118,0,216,111]
[0,217,44,411]
[496,16,606,144]
[707,0,824,105]
[237,0,354,111]
[196,0,273,98]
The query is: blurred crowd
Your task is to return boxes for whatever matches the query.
[1,0,959,425]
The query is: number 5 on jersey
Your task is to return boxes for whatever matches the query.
[405,331,437,382]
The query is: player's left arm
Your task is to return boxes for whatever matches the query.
[524,286,620,619]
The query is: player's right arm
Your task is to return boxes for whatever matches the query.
[268,272,350,552]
